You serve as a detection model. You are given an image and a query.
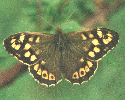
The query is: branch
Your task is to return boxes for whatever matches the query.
[82,1,124,28]
[0,63,28,89]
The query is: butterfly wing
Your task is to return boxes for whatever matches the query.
[3,32,54,65]
[66,28,119,61]
[3,32,62,87]
[62,48,98,84]
[29,50,62,87]
[63,28,119,84]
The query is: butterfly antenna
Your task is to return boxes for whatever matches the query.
[38,15,56,28]
[60,10,76,26]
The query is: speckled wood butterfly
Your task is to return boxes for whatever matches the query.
[3,28,119,87]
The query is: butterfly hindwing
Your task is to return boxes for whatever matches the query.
[29,60,62,87]
[62,46,98,84]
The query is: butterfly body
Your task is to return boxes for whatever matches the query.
[54,28,67,52]
[3,28,119,87]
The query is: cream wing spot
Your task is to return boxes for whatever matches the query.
[11,42,21,50]
[24,43,31,50]
[10,39,16,43]
[89,34,94,38]
[24,51,31,57]
[107,33,113,37]
[103,37,112,44]
[19,34,25,43]
[49,73,55,80]
[85,65,90,72]
[15,44,21,50]
[34,64,39,71]
[11,42,16,48]
[79,57,84,62]
[92,39,100,45]
[41,61,46,65]
[36,37,40,43]
[72,71,79,79]
[30,55,37,61]
[37,68,42,75]
[97,29,103,38]
[93,47,100,53]
[87,61,93,68]
[79,68,86,77]
[81,34,87,40]
[42,70,48,79]
[88,51,95,58]
[29,37,34,42]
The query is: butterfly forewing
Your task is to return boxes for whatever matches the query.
[66,28,119,61]
[3,32,54,65]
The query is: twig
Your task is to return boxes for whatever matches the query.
[37,0,42,28]
[82,1,124,28]
[0,63,28,89]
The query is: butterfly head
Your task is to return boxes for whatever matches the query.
[56,28,63,35]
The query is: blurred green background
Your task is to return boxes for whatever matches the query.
[0,0,125,100]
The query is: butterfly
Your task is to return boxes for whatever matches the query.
[3,28,119,87]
